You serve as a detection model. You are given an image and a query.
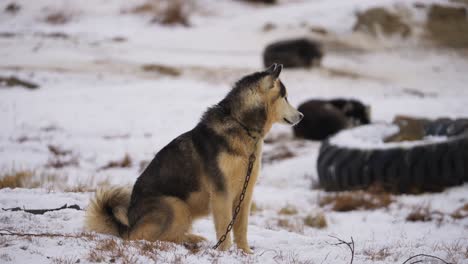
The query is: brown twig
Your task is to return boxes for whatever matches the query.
[401,253,453,264]
[0,229,91,239]
[328,235,354,264]
[2,204,82,215]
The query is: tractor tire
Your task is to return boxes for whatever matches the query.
[317,118,468,193]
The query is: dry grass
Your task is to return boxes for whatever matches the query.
[353,7,411,37]
[51,256,80,264]
[100,154,132,170]
[46,156,79,169]
[319,190,393,212]
[48,145,72,156]
[451,203,468,219]
[303,212,327,229]
[45,11,71,25]
[5,3,21,14]
[129,0,191,27]
[141,64,181,77]
[87,238,175,263]
[0,169,69,190]
[262,22,276,32]
[362,246,391,261]
[426,4,468,48]
[46,144,79,169]
[405,205,444,224]
[262,145,296,164]
[278,205,298,215]
[0,171,33,189]
[277,218,304,234]
[431,240,467,263]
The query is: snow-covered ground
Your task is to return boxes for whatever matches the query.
[0,0,467,263]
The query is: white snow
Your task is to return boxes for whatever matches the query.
[329,123,450,149]
[1,0,467,263]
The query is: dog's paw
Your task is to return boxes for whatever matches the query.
[185,233,207,244]
[238,244,253,254]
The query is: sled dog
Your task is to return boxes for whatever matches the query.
[85,64,303,253]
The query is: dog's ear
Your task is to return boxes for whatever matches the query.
[265,63,282,78]
[261,63,283,90]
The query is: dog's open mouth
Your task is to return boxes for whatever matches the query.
[283,118,293,125]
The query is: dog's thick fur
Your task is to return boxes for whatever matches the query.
[293,98,371,140]
[85,64,303,253]
[263,38,323,68]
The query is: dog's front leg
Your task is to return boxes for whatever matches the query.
[232,159,259,254]
[211,192,233,251]
[232,191,254,254]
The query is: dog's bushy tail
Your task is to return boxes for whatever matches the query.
[85,186,131,237]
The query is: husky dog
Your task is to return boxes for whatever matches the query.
[263,38,323,68]
[85,64,303,253]
[293,98,371,140]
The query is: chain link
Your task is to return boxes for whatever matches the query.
[212,139,259,250]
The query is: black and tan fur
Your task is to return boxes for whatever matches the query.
[85,64,303,253]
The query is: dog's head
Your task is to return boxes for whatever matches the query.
[228,63,303,132]
[330,99,371,126]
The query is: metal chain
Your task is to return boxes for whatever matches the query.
[212,138,259,250]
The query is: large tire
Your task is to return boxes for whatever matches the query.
[317,119,468,192]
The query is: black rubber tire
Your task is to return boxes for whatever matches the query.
[317,118,468,193]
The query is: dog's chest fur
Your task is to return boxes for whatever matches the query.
[186,141,263,218]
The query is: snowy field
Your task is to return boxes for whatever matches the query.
[0,0,467,263]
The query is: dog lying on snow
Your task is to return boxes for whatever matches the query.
[85,64,303,253]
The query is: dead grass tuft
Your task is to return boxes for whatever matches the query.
[0,171,33,189]
[45,11,71,25]
[362,246,391,261]
[319,190,393,212]
[51,256,80,264]
[5,3,21,14]
[46,156,79,169]
[353,7,411,37]
[129,0,191,27]
[303,212,327,229]
[277,218,304,233]
[46,144,79,169]
[141,64,181,77]
[88,238,175,263]
[278,205,298,215]
[405,205,444,223]
[100,154,132,170]
[153,0,189,26]
[451,203,468,219]
[262,22,276,32]
[262,145,296,164]
[426,4,468,48]
[48,145,72,156]
[0,169,69,190]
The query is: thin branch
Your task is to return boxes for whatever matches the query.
[401,253,453,264]
[328,235,354,264]
[0,229,92,240]
[2,204,82,215]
